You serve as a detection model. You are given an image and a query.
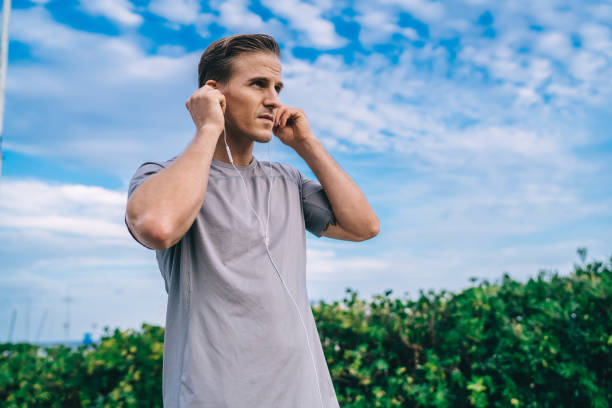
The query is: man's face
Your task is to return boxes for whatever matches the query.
[218,52,283,144]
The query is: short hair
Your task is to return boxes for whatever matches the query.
[197,34,281,88]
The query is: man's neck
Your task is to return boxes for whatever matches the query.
[213,131,254,167]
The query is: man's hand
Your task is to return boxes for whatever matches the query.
[272,105,315,149]
[185,81,226,135]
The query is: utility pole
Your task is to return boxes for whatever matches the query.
[62,292,73,343]
[0,0,12,177]
[7,308,16,342]
[35,308,48,343]
[25,296,31,342]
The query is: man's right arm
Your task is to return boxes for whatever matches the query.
[125,127,218,250]
[125,83,225,250]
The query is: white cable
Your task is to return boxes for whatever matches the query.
[224,129,325,408]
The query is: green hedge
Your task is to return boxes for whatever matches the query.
[0,325,164,407]
[316,254,611,408]
[1,252,610,407]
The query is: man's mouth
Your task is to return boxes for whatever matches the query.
[258,114,274,122]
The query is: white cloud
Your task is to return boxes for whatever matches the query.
[7,7,200,170]
[537,31,572,60]
[1,215,125,237]
[261,0,347,49]
[587,4,612,23]
[10,7,193,83]
[381,0,445,22]
[306,249,389,282]
[546,82,582,101]
[280,51,575,168]
[455,13,611,109]
[217,0,265,31]
[527,57,552,87]
[0,177,391,342]
[374,238,609,301]
[148,0,201,25]
[157,44,188,56]
[516,86,541,106]
[356,11,402,45]
[449,126,559,157]
[579,23,612,55]
[569,51,607,81]
[520,1,577,31]
[0,179,128,239]
[10,2,610,174]
[78,0,143,26]
[2,0,611,347]
[0,264,167,342]
[0,177,168,343]
[28,256,153,270]
[10,7,85,50]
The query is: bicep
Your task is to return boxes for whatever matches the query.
[125,162,167,250]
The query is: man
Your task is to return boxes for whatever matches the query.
[125,34,379,407]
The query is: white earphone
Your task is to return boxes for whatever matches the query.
[223,128,325,408]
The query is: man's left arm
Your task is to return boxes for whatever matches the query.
[273,106,380,242]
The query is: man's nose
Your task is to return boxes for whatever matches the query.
[263,88,280,109]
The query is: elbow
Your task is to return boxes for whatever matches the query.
[145,222,176,250]
[366,218,380,240]
[358,216,380,241]
[141,217,176,250]
[127,209,175,250]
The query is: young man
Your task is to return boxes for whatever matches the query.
[125,34,379,407]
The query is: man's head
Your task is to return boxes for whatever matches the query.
[198,34,281,88]
[198,34,283,144]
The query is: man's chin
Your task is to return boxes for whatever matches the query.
[251,133,273,143]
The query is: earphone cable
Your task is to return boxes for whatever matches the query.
[223,128,325,408]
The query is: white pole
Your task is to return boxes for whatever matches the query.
[0,0,12,178]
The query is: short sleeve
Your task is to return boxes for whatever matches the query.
[299,171,337,238]
[125,161,166,249]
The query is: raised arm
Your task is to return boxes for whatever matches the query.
[125,84,225,250]
[295,137,379,241]
[273,105,380,242]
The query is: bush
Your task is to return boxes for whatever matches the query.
[0,324,164,407]
[314,253,611,407]
[1,252,610,407]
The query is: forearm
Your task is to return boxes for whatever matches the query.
[126,125,220,249]
[294,137,379,237]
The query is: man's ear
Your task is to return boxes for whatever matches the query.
[205,79,218,89]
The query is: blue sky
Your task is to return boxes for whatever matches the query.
[1,0,611,343]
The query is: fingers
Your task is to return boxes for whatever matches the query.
[273,105,284,128]
[184,83,227,130]
[279,108,290,129]
[185,85,225,112]
[274,105,295,131]
[273,106,284,133]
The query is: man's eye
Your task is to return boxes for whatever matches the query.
[253,81,264,87]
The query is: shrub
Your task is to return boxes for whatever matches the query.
[314,253,611,407]
[1,252,610,407]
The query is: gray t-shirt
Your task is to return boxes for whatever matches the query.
[125,155,340,408]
